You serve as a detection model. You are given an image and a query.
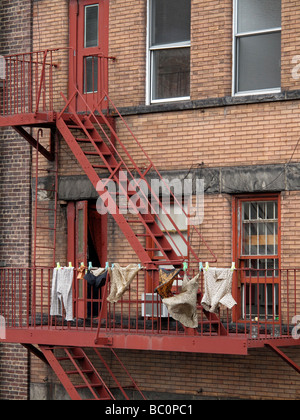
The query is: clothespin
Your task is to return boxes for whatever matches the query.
[80,262,84,267]
[56,262,61,269]
[138,264,142,269]
[205,262,209,271]
[105,262,109,269]
[183,262,188,272]
[231,262,236,271]
[199,262,203,271]
[88,262,93,270]
[68,262,73,268]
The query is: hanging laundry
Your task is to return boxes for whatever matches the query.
[50,267,74,321]
[162,273,200,329]
[201,268,237,314]
[155,268,181,299]
[84,267,108,289]
[107,264,142,303]
[77,265,86,280]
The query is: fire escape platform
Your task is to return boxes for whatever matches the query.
[0,112,57,128]
[2,327,298,356]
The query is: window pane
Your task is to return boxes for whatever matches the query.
[242,283,279,320]
[78,209,84,255]
[84,56,98,93]
[237,32,281,92]
[85,5,99,48]
[152,48,190,100]
[151,0,191,46]
[267,202,275,219]
[243,202,250,220]
[242,201,278,257]
[237,0,281,33]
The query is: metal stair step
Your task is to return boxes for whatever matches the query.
[65,369,94,375]
[74,383,103,389]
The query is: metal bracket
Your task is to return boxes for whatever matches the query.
[265,343,300,374]
[12,125,55,161]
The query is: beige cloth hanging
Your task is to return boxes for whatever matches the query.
[162,273,200,329]
[201,268,237,313]
[107,263,142,303]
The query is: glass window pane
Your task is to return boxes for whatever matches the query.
[258,202,265,219]
[266,222,275,255]
[267,202,275,219]
[78,209,84,255]
[237,0,281,33]
[85,5,99,48]
[243,202,250,220]
[250,203,257,220]
[250,223,258,255]
[237,32,281,92]
[84,56,98,93]
[152,48,190,100]
[151,0,191,46]
[242,223,250,255]
[259,223,266,255]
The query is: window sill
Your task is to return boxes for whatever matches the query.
[112,89,300,117]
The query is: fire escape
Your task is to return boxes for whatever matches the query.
[0,49,299,399]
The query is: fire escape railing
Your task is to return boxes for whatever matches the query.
[0,48,70,116]
[0,267,299,341]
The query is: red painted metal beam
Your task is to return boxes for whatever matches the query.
[2,328,249,355]
[0,113,56,127]
[265,343,300,374]
[13,126,55,161]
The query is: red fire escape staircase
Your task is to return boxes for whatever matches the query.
[56,89,216,271]
[37,346,146,401]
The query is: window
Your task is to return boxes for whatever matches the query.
[148,0,191,103]
[83,4,99,93]
[233,0,281,95]
[234,196,281,321]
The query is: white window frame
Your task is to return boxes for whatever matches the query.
[146,0,191,105]
[232,0,281,97]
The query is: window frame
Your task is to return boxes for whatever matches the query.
[232,194,281,322]
[146,0,191,105]
[232,0,282,97]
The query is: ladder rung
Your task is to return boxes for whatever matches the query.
[36,226,56,231]
[36,246,55,250]
[37,168,58,174]
[36,207,56,212]
[37,188,56,193]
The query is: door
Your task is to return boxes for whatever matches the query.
[69,0,109,112]
[67,201,108,319]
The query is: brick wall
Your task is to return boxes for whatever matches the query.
[0,0,33,400]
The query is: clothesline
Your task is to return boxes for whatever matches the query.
[54,261,236,273]
[50,262,237,328]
